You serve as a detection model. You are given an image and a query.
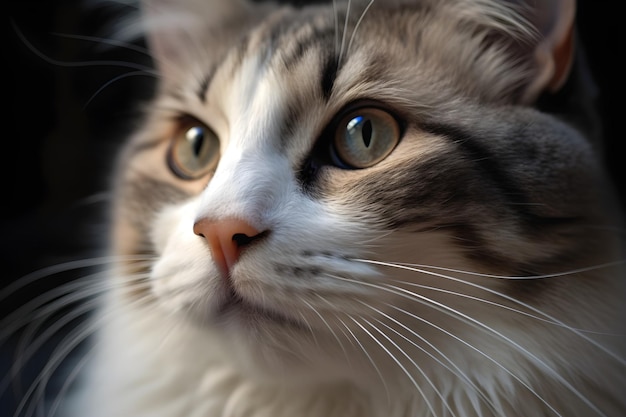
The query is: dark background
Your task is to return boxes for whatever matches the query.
[2,0,624,415]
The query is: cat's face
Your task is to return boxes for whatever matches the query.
[111,0,621,387]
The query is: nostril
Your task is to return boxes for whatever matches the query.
[232,230,269,248]
[232,232,254,248]
[193,218,269,278]
[192,221,207,238]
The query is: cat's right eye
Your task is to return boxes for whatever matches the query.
[332,107,401,169]
[167,121,220,180]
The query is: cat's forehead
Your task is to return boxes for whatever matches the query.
[193,4,425,153]
[147,0,534,157]
[191,6,364,153]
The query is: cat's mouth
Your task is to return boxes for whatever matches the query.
[216,289,303,328]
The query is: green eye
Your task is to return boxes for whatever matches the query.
[168,122,220,179]
[333,108,401,168]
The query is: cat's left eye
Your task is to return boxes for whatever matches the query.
[333,107,401,169]
[167,121,220,180]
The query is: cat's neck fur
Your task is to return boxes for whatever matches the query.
[69,269,623,417]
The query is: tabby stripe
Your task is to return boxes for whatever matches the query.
[196,70,215,103]
[420,122,532,217]
[279,21,336,69]
[196,33,252,103]
[320,53,340,100]
[280,36,340,146]
[279,49,339,147]
[421,122,582,232]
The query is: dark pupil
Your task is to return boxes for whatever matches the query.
[362,119,373,148]
[189,127,204,156]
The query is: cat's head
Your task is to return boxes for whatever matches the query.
[110,0,623,391]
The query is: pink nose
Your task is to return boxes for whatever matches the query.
[193,218,264,279]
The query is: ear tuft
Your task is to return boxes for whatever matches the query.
[520,0,576,103]
[139,0,265,81]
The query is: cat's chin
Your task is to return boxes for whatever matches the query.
[212,288,306,330]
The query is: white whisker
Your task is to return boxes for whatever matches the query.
[354,258,626,280]
[385,302,551,417]
[12,21,157,74]
[302,297,351,366]
[325,273,565,416]
[3,299,96,401]
[382,281,606,417]
[4,276,152,401]
[1,263,153,344]
[43,290,177,417]
[14,291,156,417]
[50,32,152,57]
[84,70,156,109]
[335,315,391,403]
[390,278,612,335]
[332,0,339,58]
[47,343,95,417]
[298,310,320,349]
[1,255,154,303]
[1,280,97,345]
[356,259,626,362]
[349,316,438,417]
[16,318,93,417]
[338,0,351,65]
[346,0,374,57]
[364,316,457,417]
[359,302,499,415]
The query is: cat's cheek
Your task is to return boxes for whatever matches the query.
[149,200,227,315]
[150,200,199,255]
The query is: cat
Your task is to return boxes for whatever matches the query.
[10,0,626,416]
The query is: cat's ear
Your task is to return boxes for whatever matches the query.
[520,0,576,103]
[139,0,262,81]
